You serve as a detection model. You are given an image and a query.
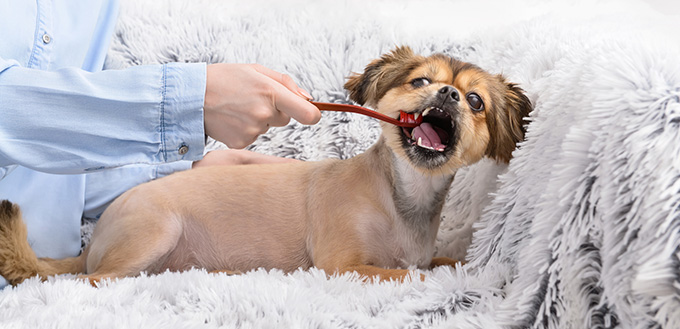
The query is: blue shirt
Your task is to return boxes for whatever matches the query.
[0,0,207,273]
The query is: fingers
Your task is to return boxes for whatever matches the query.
[252,64,312,100]
[270,83,321,125]
[202,63,321,150]
[252,65,321,125]
[268,108,292,128]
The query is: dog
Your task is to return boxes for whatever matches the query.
[0,46,531,285]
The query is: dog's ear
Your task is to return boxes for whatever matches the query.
[344,46,418,107]
[485,77,533,163]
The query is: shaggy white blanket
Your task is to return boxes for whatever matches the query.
[2,0,680,328]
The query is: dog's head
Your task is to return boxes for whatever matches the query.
[345,46,532,173]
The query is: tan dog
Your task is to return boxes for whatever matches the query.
[0,46,531,285]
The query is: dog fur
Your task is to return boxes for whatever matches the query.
[0,46,531,285]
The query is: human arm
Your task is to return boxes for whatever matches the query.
[1,58,319,173]
[0,57,206,174]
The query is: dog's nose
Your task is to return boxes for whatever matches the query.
[438,86,460,103]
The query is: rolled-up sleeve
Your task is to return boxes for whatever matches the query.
[0,57,207,174]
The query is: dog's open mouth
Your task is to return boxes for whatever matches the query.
[399,108,454,152]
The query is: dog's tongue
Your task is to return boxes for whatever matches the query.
[412,122,446,150]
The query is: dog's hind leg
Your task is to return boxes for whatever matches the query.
[76,271,145,288]
[80,212,185,284]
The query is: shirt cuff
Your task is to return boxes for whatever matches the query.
[161,62,207,163]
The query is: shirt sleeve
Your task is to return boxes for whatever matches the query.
[0,57,207,174]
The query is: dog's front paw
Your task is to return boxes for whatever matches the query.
[210,269,243,276]
[429,257,464,269]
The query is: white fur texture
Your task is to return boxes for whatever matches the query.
[3,0,680,328]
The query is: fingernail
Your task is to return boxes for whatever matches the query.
[297,88,313,100]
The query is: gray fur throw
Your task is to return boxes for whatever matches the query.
[2,1,679,328]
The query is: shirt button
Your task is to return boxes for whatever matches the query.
[42,33,51,44]
[178,145,189,155]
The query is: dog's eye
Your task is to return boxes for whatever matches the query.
[410,78,431,88]
[466,93,484,111]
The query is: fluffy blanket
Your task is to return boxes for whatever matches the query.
[2,0,680,328]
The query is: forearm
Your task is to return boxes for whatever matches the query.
[0,59,207,174]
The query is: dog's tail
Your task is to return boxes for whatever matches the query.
[0,200,86,285]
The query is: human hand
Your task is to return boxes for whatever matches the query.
[203,64,321,149]
[192,149,298,168]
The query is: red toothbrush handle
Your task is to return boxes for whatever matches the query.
[311,102,418,128]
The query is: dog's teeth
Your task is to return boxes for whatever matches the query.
[423,108,431,117]
[416,137,435,151]
[414,112,421,121]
